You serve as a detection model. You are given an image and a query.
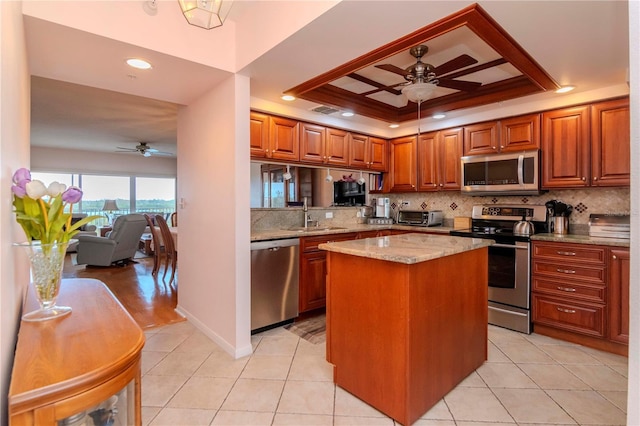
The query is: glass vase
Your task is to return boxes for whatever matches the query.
[16,240,75,322]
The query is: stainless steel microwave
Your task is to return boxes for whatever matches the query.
[460,150,542,195]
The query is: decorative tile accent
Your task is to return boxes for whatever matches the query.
[421,202,428,210]
[391,202,397,210]
[450,202,458,211]
[521,197,529,204]
[491,198,499,204]
[574,202,588,213]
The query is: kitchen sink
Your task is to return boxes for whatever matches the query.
[286,226,346,232]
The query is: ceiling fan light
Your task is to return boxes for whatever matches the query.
[143,151,152,157]
[402,82,436,103]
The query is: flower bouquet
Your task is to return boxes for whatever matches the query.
[11,168,101,321]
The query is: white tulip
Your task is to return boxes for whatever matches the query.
[25,180,48,199]
[47,182,67,197]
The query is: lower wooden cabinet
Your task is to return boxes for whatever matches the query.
[531,241,629,355]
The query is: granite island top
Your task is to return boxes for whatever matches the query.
[318,232,493,265]
[250,224,453,242]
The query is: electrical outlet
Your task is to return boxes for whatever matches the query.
[401,201,410,207]
[325,212,333,219]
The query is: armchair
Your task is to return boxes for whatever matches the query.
[76,214,147,266]
[66,213,98,253]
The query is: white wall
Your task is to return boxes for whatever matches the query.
[31,146,176,177]
[175,74,252,358]
[0,1,31,423]
[627,1,639,424]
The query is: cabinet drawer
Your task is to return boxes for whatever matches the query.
[532,261,606,285]
[532,294,605,337]
[532,277,606,303]
[301,233,358,252]
[532,242,606,265]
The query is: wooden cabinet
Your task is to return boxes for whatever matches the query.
[324,128,350,166]
[350,134,388,172]
[418,128,463,191]
[463,114,539,156]
[250,112,300,161]
[500,113,541,152]
[531,241,629,355]
[299,233,358,313]
[542,98,630,188]
[389,136,418,192]
[9,279,144,425]
[609,248,630,344]
[299,122,326,163]
[463,121,499,155]
[591,98,630,186]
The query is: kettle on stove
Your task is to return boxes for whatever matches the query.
[513,214,535,236]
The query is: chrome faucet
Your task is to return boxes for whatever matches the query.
[303,197,312,228]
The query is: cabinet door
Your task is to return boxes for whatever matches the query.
[325,128,350,166]
[269,116,300,161]
[591,98,630,187]
[349,133,369,168]
[542,106,590,188]
[463,121,499,155]
[300,122,326,164]
[609,248,630,344]
[417,131,439,191]
[250,112,269,158]
[389,136,417,192]
[299,251,327,313]
[438,128,463,190]
[369,137,388,172]
[500,113,540,152]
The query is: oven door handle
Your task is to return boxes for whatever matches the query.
[491,243,528,250]
[517,154,524,185]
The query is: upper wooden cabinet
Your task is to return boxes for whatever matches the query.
[463,114,540,156]
[542,98,629,188]
[389,136,418,192]
[591,98,630,187]
[324,128,350,166]
[250,112,300,161]
[463,121,499,155]
[299,122,326,163]
[500,113,541,152]
[349,134,388,172]
[419,129,463,191]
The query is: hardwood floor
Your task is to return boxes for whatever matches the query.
[63,251,185,330]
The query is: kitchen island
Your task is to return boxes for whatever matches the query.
[319,233,492,426]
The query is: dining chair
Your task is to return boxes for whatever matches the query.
[143,214,161,276]
[170,212,178,227]
[155,214,177,285]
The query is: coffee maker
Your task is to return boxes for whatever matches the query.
[374,197,390,218]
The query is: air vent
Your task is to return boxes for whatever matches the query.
[311,105,340,115]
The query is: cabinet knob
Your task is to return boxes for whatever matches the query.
[500,145,504,149]
[581,177,586,181]
[613,255,617,259]
[439,183,443,187]
[593,176,598,181]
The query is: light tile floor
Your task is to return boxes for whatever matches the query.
[141,322,628,426]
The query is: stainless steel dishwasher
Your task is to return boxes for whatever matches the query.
[250,238,299,332]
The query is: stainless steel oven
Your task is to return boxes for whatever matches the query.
[450,204,548,333]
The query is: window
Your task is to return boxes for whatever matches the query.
[135,177,176,213]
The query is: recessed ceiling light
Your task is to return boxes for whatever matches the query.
[389,124,400,129]
[341,111,354,117]
[126,58,152,70]
[281,94,295,101]
[433,113,446,119]
[555,85,575,94]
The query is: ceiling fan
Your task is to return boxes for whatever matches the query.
[372,45,482,100]
[115,142,172,157]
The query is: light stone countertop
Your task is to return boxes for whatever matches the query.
[250,224,453,242]
[530,233,630,248]
[318,232,493,265]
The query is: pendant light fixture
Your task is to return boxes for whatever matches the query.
[402,81,436,138]
[283,165,292,181]
[325,168,334,183]
[358,170,366,185]
[178,0,233,29]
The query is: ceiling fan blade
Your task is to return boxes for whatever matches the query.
[375,64,409,77]
[116,147,137,151]
[360,82,406,96]
[437,78,482,91]
[433,54,478,76]
[146,147,159,153]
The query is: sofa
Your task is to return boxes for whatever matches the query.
[66,213,98,252]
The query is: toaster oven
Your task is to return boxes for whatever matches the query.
[397,210,443,227]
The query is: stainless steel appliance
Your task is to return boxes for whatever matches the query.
[589,214,630,239]
[397,210,443,227]
[250,238,299,332]
[374,197,390,218]
[461,150,542,195]
[450,204,548,333]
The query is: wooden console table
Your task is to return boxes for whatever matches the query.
[9,279,145,425]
